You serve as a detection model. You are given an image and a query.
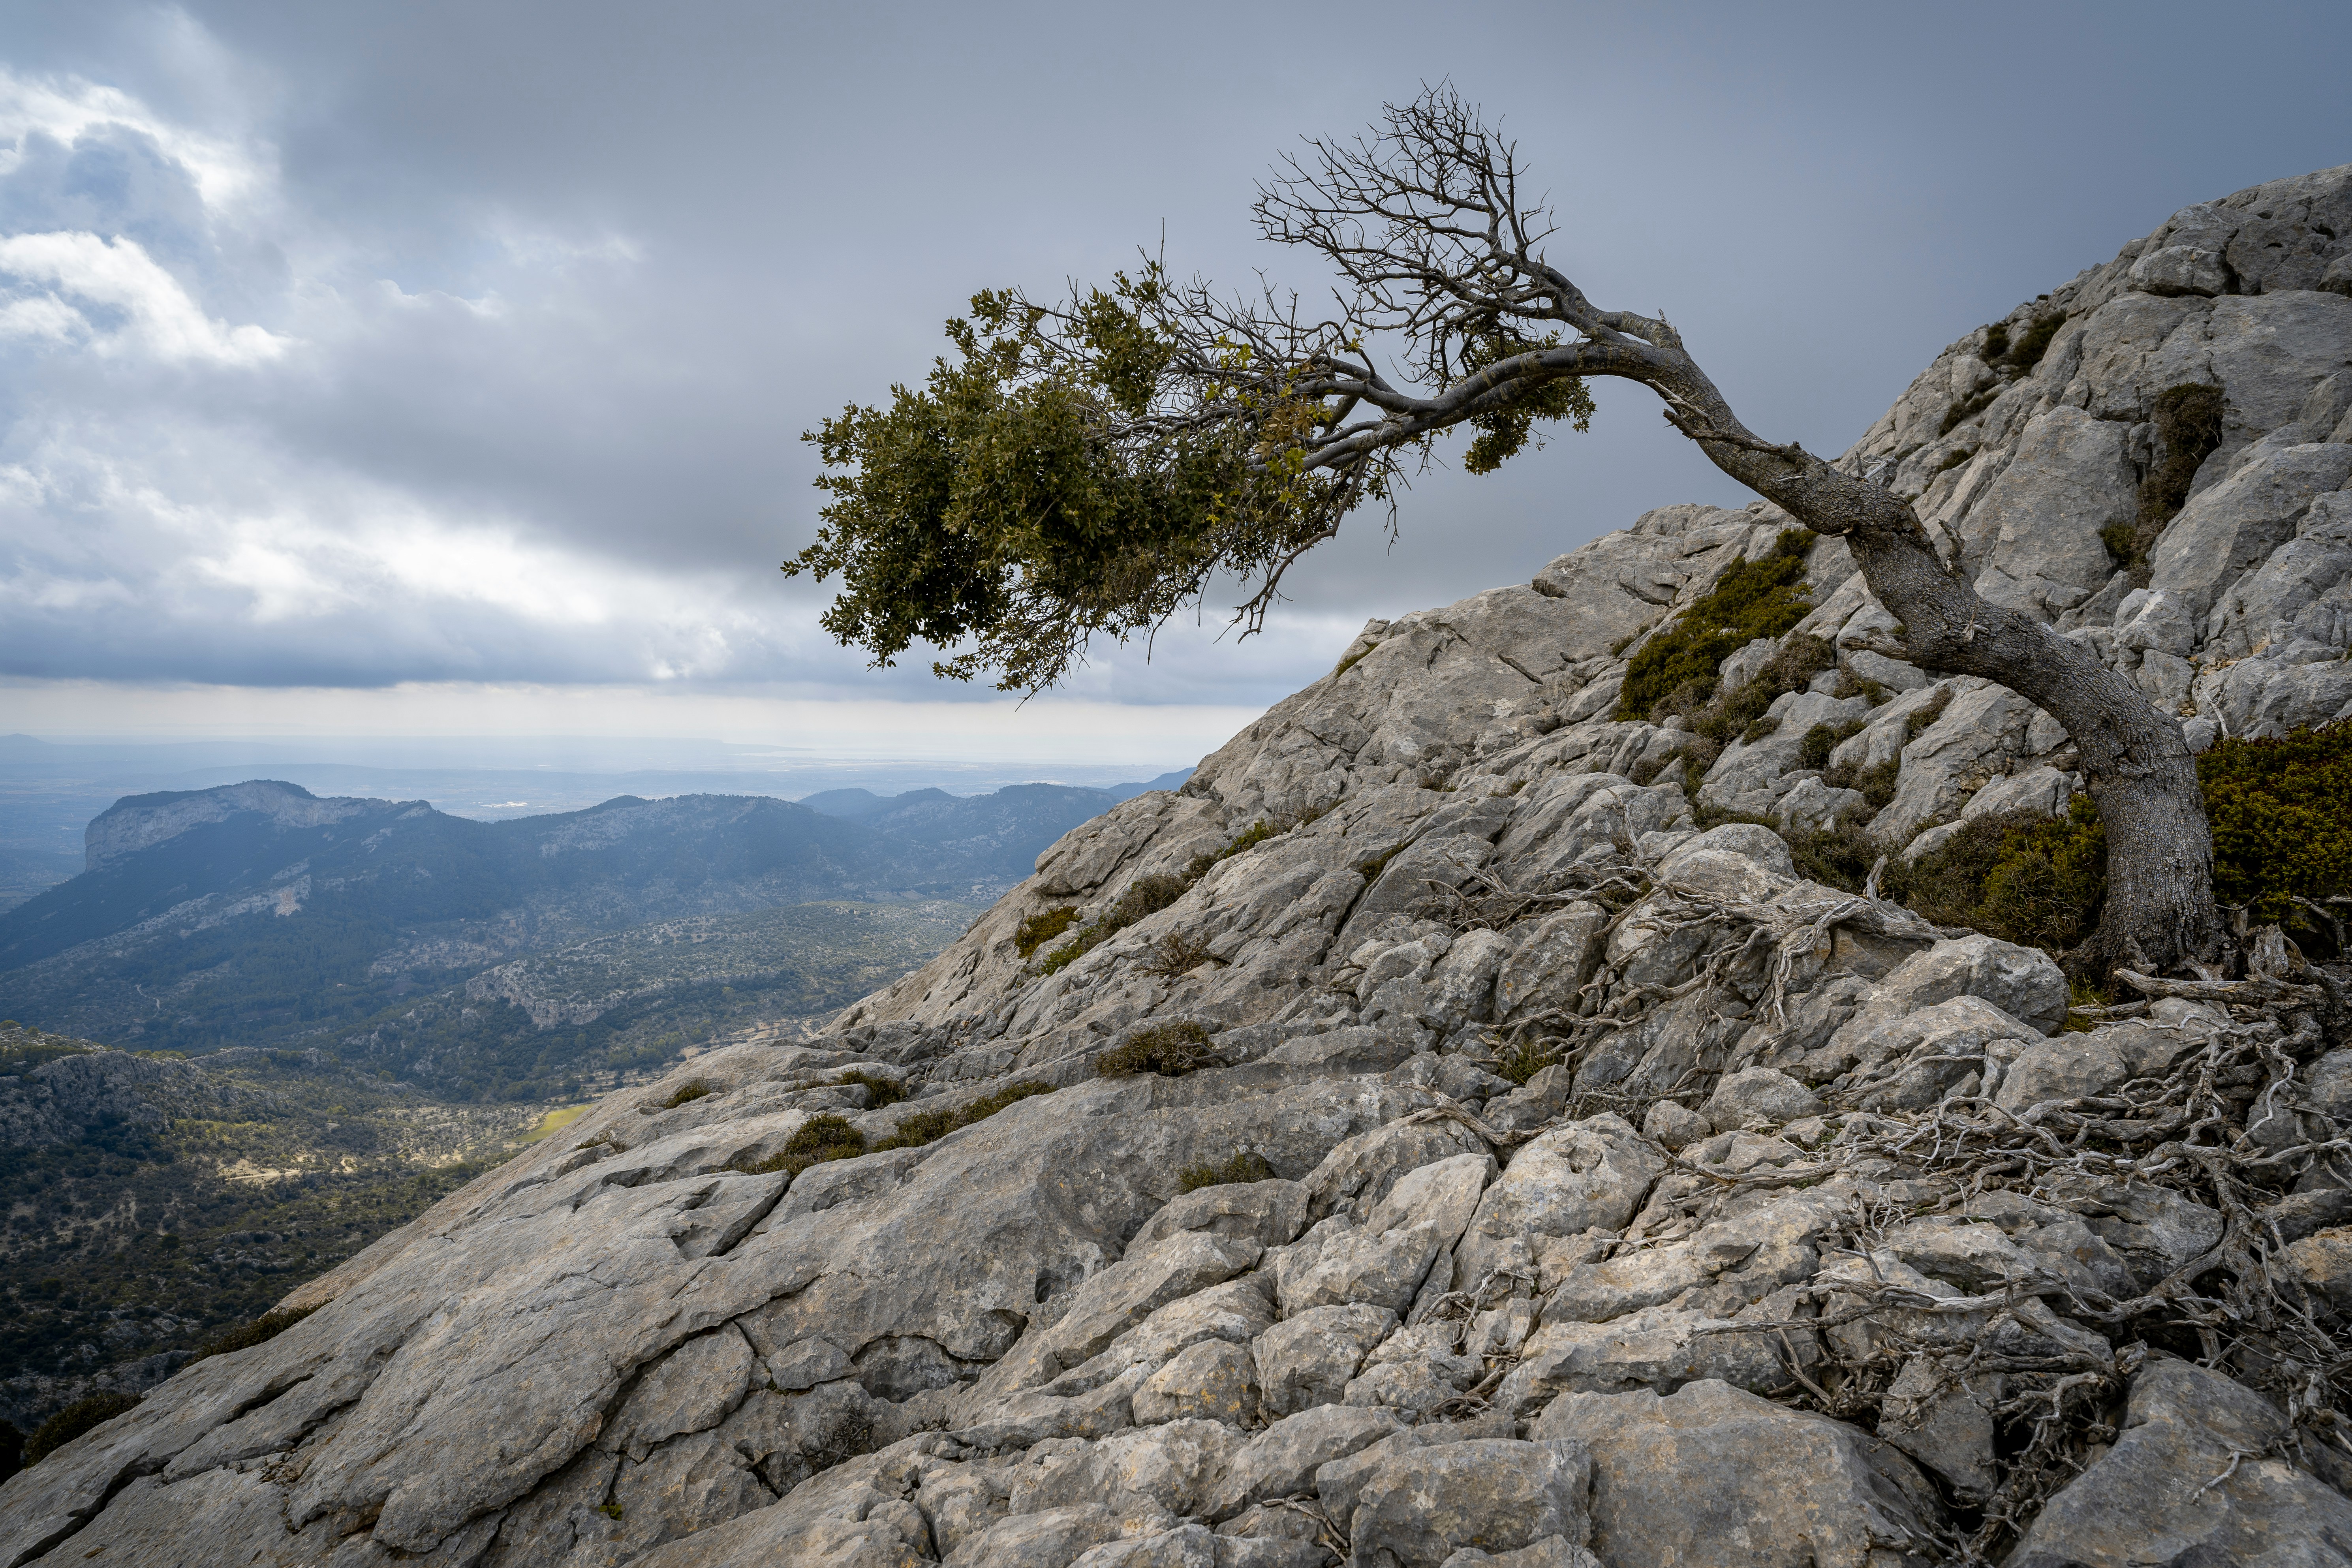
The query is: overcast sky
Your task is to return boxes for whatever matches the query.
[1,1,2346,762]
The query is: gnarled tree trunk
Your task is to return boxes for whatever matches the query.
[1639,344,2223,977]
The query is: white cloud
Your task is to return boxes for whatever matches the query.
[0,230,289,364]
[0,63,269,210]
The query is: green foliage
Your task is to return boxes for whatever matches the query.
[736,1114,869,1177]
[1333,641,1379,678]
[784,269,1345,692]
[1177,1150,1277,1191]
[1938,384,2001,437]
[24,1390,140,1466]
[1039,873,1193,974]
[2000,311,2065,375]
[1014,906,1080,958]
[1095,1022,1215,1079]
[1798,719,1866,772]
[2200,719,2352,947]
[188,1303,320,1367]
[1615,534,1817,721]
[834,1070,906,1110]
[1894,798,2109,954]
[659,1079,713,1109]
[1140,931,1220,978]
[871,1080,1054,1151]
[1456,320,1596,473]
[2117,384,2226,584]
[1655,633,1838,788]
[1495,1038,1562,1086]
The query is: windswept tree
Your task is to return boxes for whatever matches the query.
[787,87,2220,978]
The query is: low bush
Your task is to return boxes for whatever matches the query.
[871,1079,1054,1149]
[659,1079,713,1109]
[832,1070,905,1109]
[1616,532,1818,721]
[1039,873,1193,974]
[1496,1037,1563,1085]
[24,1391,141,1467]
[1893,798,2108,955]
[1095,1021,1215,1079]
[2201,718,2352,951]
[188,1303,321,1367]
[2112,383,2226,585]
[1015,906,1080,958]
[735,1113,869,1176]
[1140,931,1220,978]
[1177,1150,1277,1191]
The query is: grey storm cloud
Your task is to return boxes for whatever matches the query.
[1,0,2348,708]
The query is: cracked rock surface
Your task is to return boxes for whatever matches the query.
[10,164,2352,1568]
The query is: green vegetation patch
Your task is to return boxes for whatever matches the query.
[24,1389,141,1467]
[1616,532,1817,722]
[188,1303,322,1368]
[832,1070,906,1110]
[2201,719,2352,946]
[735,1113,870,1177]
[875,1080,1054,1151]
[1015,906,1081,958]
[1177,1150,1277,1192]
[2115,383,2226,585]
[1039,873,1192,974]
[1644,633,1836,790]
[658,1079,714,1110]
[1898,798,2109,955]
[1095,1021,1215,1079]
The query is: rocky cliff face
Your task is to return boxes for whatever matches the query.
[6,167,2352,1568]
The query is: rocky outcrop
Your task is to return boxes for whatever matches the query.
[8,167,2352,1568]
[0,1026,274,1150]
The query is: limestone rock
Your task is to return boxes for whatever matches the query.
[1531,1380,1946,1568]
[2011,1358,2352,1568]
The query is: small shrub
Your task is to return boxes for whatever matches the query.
[189,1304,322,1367]
[659,1079,713,1110]
[1357,849,1399,883]
[735,1113,869,1177]
[1740,715,1780,746]
[1095,1021,1215,1079]
[1938,383,2001,436]
[1615,532,1817,720]
[1833,670,1892,705]
[2200,718,2352,952]
[24,1391,141,1466]
[1015,906,1080,958]
[1039,873,1195,974]
[1889,798,2108,955]
[1177,1150,1277,1191]
[873,1080,1054,1151]
[1496,1038,1563,1086]
[1796,721,1860,772]
[1141,931,1220,978]
[1905,686,1954,739]
[1981,323,2011,362]
[2117,383,2226,584]
[832,1070,905,1109]
[1934,447,1974,474]
[2000,310,2066,376]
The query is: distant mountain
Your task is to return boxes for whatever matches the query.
[0,776,1124,1087]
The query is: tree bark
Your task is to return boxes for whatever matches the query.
[1636,339,2224,978]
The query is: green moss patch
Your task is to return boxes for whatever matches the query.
[658,1079,714,1110]
[1177,1150,1277,1191]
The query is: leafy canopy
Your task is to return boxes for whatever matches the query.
[786,90,1608,693]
